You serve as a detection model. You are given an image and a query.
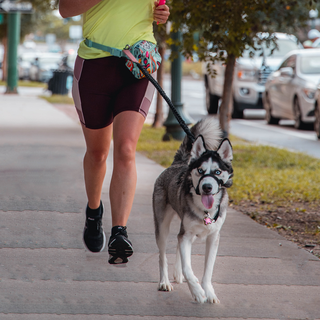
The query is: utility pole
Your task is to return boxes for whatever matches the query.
[1,0,33,93]
[6,8,20,93]
[163,31,193,141]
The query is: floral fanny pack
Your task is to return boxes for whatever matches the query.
[84,39,162,79]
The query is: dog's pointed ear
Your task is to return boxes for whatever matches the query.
[189,135,206,163]
[217,138,233,163]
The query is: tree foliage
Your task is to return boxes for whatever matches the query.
[170,0,317,64]
[0,0,55,39]
[169,0,319,136]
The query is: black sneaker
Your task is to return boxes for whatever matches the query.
[83,203,106,253]
[108,226,133,264]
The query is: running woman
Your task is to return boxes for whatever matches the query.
[59,0,170,264]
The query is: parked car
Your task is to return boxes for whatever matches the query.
[263,48,320,130]
[311,36,320,48]
[62,50,77,70]
[18,51,40,80]
[313,83,320,139]
[23,40,36,50]
[204,33,303,118]
[29,52,62,82]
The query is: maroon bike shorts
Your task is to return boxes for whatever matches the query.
[72,55,156,129]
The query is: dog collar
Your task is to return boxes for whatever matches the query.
[203,205,220,225]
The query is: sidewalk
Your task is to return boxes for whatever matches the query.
[0,90,319,319]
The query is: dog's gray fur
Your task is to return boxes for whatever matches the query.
[153,117,233,303]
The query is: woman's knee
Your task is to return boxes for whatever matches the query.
[114,140,136,164]
[85,149,109,164]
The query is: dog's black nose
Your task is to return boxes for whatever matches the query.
[202,184,212,194]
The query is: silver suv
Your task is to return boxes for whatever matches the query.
[204,33,303,118]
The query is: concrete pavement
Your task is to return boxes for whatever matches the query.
[0,88,319,319]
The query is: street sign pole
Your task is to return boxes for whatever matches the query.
[163,31,193,141]
[1,0,33,94]
[6,9,20,93]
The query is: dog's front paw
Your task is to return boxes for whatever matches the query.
[173,270,184,284]
[206,292,220,304]
[191,287,207,303]
[202,283,220,304]
[189,282,207,303]
[158,281,173,292]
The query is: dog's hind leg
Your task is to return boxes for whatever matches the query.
[173,245,184,284]
[155,205,175,291]
[201,232,220,304]
[178,228,207,303]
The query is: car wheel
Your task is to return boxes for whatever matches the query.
[205,82,219,114]
[315,103,320,139]
[231,100,244,119]
[264,93,280,125]
[293,97,306,130]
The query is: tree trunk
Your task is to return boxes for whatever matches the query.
[2,35,8,81]
[219,54,236,138]
[152,46,164,128]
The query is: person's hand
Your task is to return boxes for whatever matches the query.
[154,1,170,25]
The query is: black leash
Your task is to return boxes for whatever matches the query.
[135,62,196,143]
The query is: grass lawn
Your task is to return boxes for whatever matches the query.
[163,61,203,77]
[0,80,46,88]
[39,94,74,105]
[138,124,320,206]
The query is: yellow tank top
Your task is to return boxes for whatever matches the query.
[78,0,156,59]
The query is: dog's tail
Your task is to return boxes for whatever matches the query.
[173,116,222,164]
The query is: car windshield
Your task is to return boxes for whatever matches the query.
[21,55,38,62]
[39,57,61,65]
[67,54,77,68]
[242,39,300,58]
[300,56,320,74]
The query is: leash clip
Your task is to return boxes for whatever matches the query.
[203,206,220,225]
[204,214,214,225]
[203,211,214,225]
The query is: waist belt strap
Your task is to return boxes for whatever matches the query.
[84,39,124,58]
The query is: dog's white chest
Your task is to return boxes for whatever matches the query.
[186,218,218,240]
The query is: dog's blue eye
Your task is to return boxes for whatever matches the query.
[198,168,204,174]
[214,170,221,175]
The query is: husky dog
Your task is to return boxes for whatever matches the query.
[153,117,233,303]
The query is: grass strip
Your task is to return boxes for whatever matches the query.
[39,94,74,105]
[0,80,46,88]
[137,125,181,167]
[137,124,320,207]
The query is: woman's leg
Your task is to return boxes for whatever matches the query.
[81,124,113,253]
[110,110,145,226]
[82,124,113,209]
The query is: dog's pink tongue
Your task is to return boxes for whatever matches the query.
[201,195,214,209]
